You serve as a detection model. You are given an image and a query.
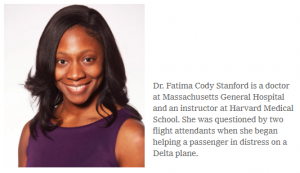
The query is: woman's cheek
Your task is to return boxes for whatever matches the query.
[55,67,66,81]
[54,68,65,91]
[86,66,103,78]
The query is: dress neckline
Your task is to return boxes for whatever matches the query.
[49,108,125,129]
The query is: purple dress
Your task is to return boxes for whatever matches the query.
[26,108,133,167]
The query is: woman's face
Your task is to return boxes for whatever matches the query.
[55,26,104,105]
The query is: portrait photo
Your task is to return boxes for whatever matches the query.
[4,4,144,167]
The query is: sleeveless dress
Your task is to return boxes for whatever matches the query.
[26,108,133,167]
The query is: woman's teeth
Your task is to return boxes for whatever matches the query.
[68,85,85,90]
[65,84,88,93]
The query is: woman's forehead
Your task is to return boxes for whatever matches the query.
[56,26,102,56]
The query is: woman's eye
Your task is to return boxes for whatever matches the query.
[57,60,66,64]
[84,58,93,63]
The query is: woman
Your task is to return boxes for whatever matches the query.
[18,5,144,167]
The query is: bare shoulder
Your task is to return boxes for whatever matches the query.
[19,120,31,144]
[115,118,145,167]
[119,118,144,138]
[18,120,31,167]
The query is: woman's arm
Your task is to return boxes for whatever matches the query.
[18,121,31,167]
[115,119,145,167]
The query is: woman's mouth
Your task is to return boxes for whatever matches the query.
[64,83,90,94]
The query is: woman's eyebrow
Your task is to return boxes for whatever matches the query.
[56,50,94,55]
[57,51,68,55]
[81,49,94,54]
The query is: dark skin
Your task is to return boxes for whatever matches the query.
[18,26,145,167]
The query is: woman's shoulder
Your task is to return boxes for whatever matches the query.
[117,107,144,138]
[115,114,144,167]
[119,118,144,139]
[116,108,144,137]
[20,120,31,143]
[18,120,31,167]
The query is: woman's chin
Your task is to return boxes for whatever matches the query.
[72,100,87,105]
[64,96,90,106]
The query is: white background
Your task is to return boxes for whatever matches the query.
[2,0,300,173]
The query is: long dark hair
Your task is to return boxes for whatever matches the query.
[25,5,142,140]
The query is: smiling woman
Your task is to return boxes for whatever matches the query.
[18,5,144,167]
[55,26,104,105]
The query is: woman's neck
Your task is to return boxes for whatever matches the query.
[54,92,112,124]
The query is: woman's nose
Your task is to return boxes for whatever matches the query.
[66,62,86,81]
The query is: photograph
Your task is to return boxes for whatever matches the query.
[4,4,144,167]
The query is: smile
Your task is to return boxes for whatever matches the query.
[64,83,90,94]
